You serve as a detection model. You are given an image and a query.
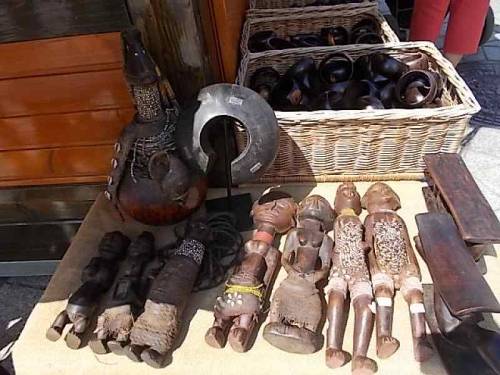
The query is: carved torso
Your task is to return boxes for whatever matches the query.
[331,216,370,285]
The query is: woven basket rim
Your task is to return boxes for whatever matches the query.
[241,4,399,57]
[249,0,375,10]
[237,41,481,119]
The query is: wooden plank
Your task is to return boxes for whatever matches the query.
[0,33,123,80]
[0,109,133,151]
[424,153,500,243]
[209,0,249,82]
[0,175,107,188]
[0,0,130,43]
[0,69,133,118]
[415,213,500,316]
[0,145,114,182]
[128,0,211,102]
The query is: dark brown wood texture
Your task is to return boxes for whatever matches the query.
[0,32,133,187]
[415,213,500,316]
[128,0,212,102]
[0,0,130,43]
[424,153,500,243]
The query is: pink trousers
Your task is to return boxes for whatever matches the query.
[409,0,490,54]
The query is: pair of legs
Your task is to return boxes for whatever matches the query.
[409,0,490,66]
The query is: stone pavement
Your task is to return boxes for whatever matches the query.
[1,3,500,374]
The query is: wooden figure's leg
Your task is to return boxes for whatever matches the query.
[46,311,69,341]
[401,276,434,362]
[205,315,232,349]
[325,286,351,368]
[65,316,88,350]
[228,313,254,353]
[351,289,377,375]
[372,273,399,359]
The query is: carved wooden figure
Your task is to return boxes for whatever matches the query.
[126,219,213,368]
[106,28,206,225]
[325,183,377,374]
[90,232,156,355]
[205,191,297,352]
[362,182,433,362]
[263,195,334,354]
[46,232,130,349]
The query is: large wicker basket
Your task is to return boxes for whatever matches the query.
[236,42,480,182]
[241,4,399,57]
[248,0,376,17]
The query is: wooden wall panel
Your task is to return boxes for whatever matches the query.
[0,145,114,182]
[0,32,133,187]
[0,33,123,79]
[0,69,132,118]
[0,109,134,151]
[0,0,130,43]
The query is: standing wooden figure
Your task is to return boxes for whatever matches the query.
[325,183,377,374]
[205,191,297,352]
[362,182,433,362]
[263,195,334,354]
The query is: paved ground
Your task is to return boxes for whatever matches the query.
[1,3,500,374]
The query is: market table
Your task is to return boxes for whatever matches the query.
[12,182,500,375]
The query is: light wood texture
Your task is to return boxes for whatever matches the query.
[0,69,131,118]
[0,32,133,186]
[0,109,133,151]
[0,33,123,79]
[0,145,114,183]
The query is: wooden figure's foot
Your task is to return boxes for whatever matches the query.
[88,337,109,355]
[413,337,434,362]
[46,326,63,342]
[205,326,228,349]
[228,327,250,353]
[263,322,323,354]
[325,347,351,368]
[107,340,127,356]
[352,355,378,375]
[376,336,400,359]
[124,344,144,362]
[141,348,168,368]
[65,329,84,350]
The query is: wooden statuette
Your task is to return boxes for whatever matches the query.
[362,182,433,362]
[205,191,297,352]
[46,232,130,349]
[263,195,334,354]
[325,183,377,374]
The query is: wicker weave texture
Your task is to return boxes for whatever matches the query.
[250,0,374,9]
[241,4,399,57]
[236,42,480,182]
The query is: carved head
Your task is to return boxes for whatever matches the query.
[297,195,334,232]
[185,219,213,245]
[334,182,362,215]
[128,231,155,257]
[121,28,158,86]
[251,190,297,234]
[361,182,401,213]
[148,152,191,204]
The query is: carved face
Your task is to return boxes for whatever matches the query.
[251,191,297,234]
[298,195,334,232]
[185,220,213,245]
[334,182,362,215]
[361,182,401,213]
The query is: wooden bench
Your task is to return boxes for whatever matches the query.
[423,153,500,259]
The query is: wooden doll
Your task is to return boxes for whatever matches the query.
[325,183,377,374]
[362,182,433,362]
[263,195,334,354]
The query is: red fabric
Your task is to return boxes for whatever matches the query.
[410,0,490,54]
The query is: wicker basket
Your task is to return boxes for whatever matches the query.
[241,4,399,57]
[236,42,480,182]
[248,0,376,17]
